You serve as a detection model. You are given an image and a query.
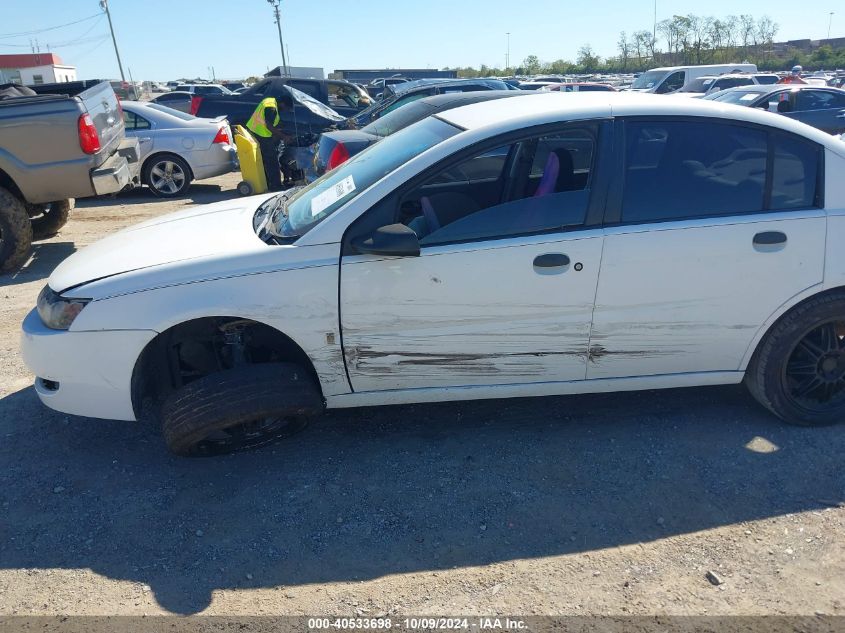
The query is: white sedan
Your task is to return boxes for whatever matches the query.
[121,101,237,197]
[21,93,845,455]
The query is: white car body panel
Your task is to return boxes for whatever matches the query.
[589,211,826,379]
[51,196,275,294]
[21,309,155,420]
[341,231,603,391]
[18,92,845,423]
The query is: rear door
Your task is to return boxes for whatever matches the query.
[588,117,826,380]
[122,108,154,161]
[791,89,845,134]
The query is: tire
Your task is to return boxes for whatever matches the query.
[160,363,323,457]
[0,187,33,273]
[28,199,73,240]
[142,154,192,198]
[745,290,845,426]
[237,181,253,196]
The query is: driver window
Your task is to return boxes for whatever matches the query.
[658,71,685,93]
[399,126,597,246]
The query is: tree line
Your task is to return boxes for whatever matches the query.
[447,13,845,76]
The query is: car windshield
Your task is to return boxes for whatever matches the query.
[706,89,763,105]
[631,70,669,89]
[145,103,195,120]
[679,77,715,92]
[261,117,460,241]
[361,99,438,137]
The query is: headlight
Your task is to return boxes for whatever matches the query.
[36,285,90,330]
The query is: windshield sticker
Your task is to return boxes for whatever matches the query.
[310,175,356,217]
[740,93,757,101]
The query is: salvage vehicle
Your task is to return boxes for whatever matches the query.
[150,90,193,113]
[305,90,523,182]
[628,63,758,94]
[0,81,139,272]
[195,77,371,122]
[675,74,780,98]
[121,101,237,197]
[21,93,845,456]
[539,83,618,93]
[705,85,845,135]
[175,83,235,96]
[349,78,516,127]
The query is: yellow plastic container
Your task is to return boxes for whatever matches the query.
[233,125,267,196]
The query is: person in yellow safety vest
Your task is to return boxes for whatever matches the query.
[246,96,288,191]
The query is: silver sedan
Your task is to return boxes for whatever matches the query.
[121,101,237,197]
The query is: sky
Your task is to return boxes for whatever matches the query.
[0,0,840,81]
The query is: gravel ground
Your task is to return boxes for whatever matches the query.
[0,173,843,617]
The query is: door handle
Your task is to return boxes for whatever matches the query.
[753,231,787,253]
[139,137,152,143]
[533,253,570,268]
[753,231,787,246]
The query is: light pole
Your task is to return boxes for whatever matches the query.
[505,32,510,70]
[99,0,126,82]
[267,0,289,77]
[828,12,834,40]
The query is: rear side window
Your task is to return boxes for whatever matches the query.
[770,134,821,210]
[122,111,151,130]
[622,120,767,222]
[796,90,845,111]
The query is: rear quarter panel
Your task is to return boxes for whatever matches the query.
[823,147,845,290]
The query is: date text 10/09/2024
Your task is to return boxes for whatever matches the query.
[307,618,528,630]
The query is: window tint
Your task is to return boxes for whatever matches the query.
[657,71,685,93]
[122,111,151,130]
[622,120,767,223]
[288,81,320,99]
[429,146,512,185]
[796,90,845,110]
[770,134,820,210]
[399,125,597,245]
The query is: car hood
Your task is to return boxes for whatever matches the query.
[49,195,276,293]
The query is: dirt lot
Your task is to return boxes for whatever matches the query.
[0,174,843,618]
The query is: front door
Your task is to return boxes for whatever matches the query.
[341,122,610,392]
[588,118,826,379]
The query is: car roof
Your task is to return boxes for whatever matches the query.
[391,77,505,95]
[435,91,845,155]
[410,90,520,108]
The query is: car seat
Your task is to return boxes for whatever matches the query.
[533,148,576,196]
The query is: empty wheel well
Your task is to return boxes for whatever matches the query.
[141,152,194,182]
[131,316,321,420]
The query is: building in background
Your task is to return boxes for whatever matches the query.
[0,53,77,85]
[264,66,325,79]
[332,69,458,82]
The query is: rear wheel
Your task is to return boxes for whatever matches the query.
[160,363,322,456]
[28,199,73,239]
[237,181,253,196]
[0,187,33,273]
[143,154,192,197]
[745,291,845,426]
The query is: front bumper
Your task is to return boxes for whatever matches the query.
[20,308,156,421]
[91,137,141,195]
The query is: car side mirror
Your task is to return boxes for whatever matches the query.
[351,223,420,257]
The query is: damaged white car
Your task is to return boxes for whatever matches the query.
[21,93,845,455]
